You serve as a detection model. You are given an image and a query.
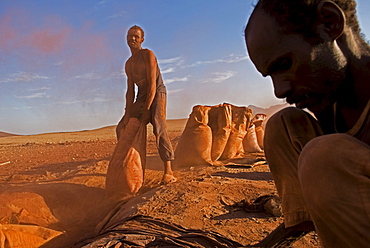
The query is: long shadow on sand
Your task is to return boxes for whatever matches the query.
[15,156,111,177]
[212,171,273,181]
[212,209,271,221]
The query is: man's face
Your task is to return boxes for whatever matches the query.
[127,28,144,50]
[245,9,347,114]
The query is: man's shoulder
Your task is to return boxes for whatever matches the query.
[139,49,157,63]
[140,48,155,56]
[141,48,152,53]
[125,57,132,66]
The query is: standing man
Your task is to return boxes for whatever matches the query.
[245,0,369,247]
[117,25,177,184]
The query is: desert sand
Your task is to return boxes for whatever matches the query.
[0,118,320,247]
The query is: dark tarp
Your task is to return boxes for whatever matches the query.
[73,215,243,248]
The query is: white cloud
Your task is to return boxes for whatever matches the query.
[30,86,51,91]
[158,54,248,75]
[94,0,109,9]
[161,67,176,74]
[0,72,51,83]
[84,97,110,103]
[158,57,182,64]
[202,71,235,84]
[111,70,125,78]
[106,11,127,20]
[15,92,49,99]
[167,88,184,94]
[87,0,111,15]
[53,61,64,66]
[60,100,81,105]
[187,53,248,68]
[158,57,184,74]
[60,97,110,105]
[0,106,36,110]
[72,73,101,80]
[165,76,188,84]
[225,53,249,63]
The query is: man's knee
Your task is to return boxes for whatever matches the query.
[298,134,360,204]
[299,133,363,169]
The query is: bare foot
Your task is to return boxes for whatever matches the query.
[161,174,177,184]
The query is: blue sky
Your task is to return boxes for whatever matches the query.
[1,0,370,135]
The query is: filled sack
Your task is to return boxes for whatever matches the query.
[252,113,267,150]
[221,106,252,160]
[242,124,263,153]
[174,105,213,168]
[208,103,232,161]
[255,125,265,150]
[106,118,147,198]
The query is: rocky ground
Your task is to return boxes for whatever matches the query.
[0,119,320,247]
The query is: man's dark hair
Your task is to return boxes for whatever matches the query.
[255,0,360,39]
[128,25,145,38]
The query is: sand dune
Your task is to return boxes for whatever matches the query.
[0,131,19,138]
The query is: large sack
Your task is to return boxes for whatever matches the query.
[255,126,265,150]
[106,118,146,198]
[208,103,232,161]
[220,106,252,160]
[174,105,213,168]
[0,224,62,248]
[243,124,263,153]
[252,114,267,150]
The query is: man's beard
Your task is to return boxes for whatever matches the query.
[286,79,345,115]
[308,80,346,115]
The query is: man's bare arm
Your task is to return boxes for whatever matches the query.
[125,60,135,117]
[142,50,158,122]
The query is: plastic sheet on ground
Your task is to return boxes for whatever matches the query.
[73,215,243,248]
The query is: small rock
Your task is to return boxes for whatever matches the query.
[263,196,282,217]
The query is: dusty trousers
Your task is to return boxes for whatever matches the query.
[148,92,174,162]
[118,92,174,162]
[264,107,370,248]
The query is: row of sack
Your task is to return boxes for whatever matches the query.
[174,103,266,168]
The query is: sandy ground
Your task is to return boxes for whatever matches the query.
[0,119,321,247]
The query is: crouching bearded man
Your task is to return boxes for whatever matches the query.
[245,0,370,247]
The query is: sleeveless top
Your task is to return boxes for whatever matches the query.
[128,49,166,103]
[335,100,370,145]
